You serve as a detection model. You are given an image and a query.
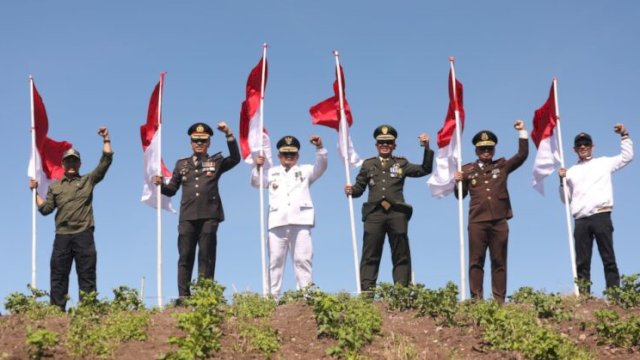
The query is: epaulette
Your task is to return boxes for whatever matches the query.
[461,162,475,172]
[363,156,378,163]
[393,155,407,160]
[209,151,223,161]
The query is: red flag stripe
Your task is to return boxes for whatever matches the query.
[435,70,465,148]
[531,83,557,148]
[309,65,353,130]
[32,81,72,180]
[239,58,268,159]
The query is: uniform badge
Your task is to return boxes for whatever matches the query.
[271,182,278,190]
[491,168,500,179]
[471,179,477,186]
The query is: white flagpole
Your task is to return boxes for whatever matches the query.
[156,73,165,307]
[29,76,37,289]
[259,44,270,296]
[552,78,579,296]
[450,57,467,301]
[334,50,361,294]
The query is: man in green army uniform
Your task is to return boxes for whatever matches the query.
[345,125,433,292]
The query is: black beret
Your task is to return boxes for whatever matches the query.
[472,130,498,147]
[188,123,213,139]
[373,124,397,141]
[276,135,300,153]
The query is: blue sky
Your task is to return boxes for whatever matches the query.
[2,1,638,309]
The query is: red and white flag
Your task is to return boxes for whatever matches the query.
[27,80,73,195]
[240,57,272,166]
[310,64,361,168]
[140,73,174,211]
[531,82,561,195]
[427,70,465,197]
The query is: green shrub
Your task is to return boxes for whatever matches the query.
[603,274,640,309]
[464,301,592,360]
[4,285,62,320]
[26,326,58,360]
[231,292,277,319]
[375,282,459,326]
[510,287,572,321]
[238,321,280,358]
[66,290,150,359]
[593,309,640,349]
[160,279,226,360]
[309,291,382,359]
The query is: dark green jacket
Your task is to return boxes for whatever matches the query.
[39,152,113,234]
[351,145,434,221]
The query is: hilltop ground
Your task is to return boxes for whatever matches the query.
[1,293,639,360]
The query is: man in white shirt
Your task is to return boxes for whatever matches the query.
[252,135,328,296]
[559,123,633,294]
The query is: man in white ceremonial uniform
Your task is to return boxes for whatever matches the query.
[252,135,328,296]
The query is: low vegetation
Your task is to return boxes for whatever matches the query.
[1,274,639,359]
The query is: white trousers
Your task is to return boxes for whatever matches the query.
[268,225,313,296]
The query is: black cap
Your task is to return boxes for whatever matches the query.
[188,123,213,139]
[472,130,498,147]
[373,124,397,141]
[276,135,300,153]
[574,132,593,147]
[62,148,81,160]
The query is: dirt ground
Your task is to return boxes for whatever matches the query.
[1,298,638,359]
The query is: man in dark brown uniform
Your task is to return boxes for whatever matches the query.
[345,124,433,292]
[154,121,240,298]
[454,120,528,303]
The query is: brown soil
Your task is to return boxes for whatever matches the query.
[1,298,638,359]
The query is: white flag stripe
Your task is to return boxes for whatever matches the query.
[427,134,460,197]
[141,131,175,212]
[28,148,54,196]
[532,133,561,195]
[244,108,273,166]
[338,115,362,168]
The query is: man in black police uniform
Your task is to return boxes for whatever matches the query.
[344,125,433,292]
[154,122,240,298]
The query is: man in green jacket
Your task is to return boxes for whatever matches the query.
[29,127,113,311]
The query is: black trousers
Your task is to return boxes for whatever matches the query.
[177,219,219,297]
[574,212,619,293]
[360,209,411,291]
[468,219,509,303]
[50,228,97,311]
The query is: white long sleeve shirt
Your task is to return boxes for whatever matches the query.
[561,137,633,219]
[251,148,328,229]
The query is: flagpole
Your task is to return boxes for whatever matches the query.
[29,76,37,289]
[259,44,270,296]
[156,72,166,307]
[334,50,361,294]
[450,57,467,301]
[552,78,579,296]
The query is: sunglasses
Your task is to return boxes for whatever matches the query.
[477,146,495,153]
[376,140,395,146]
[574,142,592,148]
[191,138,209,144]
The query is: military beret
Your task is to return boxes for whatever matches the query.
[276,135,300,153]
[188,123,213,139]
[62,148,81,160]
[373,124,397,141]
[574,132,593,147]
[472,130,498,147]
